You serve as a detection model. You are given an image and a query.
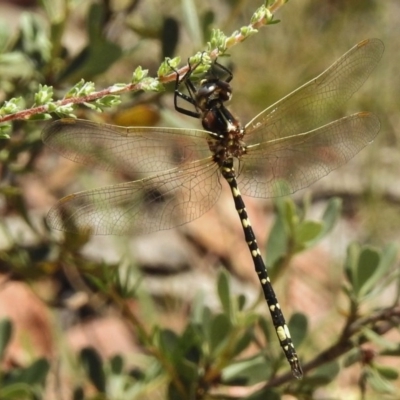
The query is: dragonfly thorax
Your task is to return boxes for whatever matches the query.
[206,114,246,165]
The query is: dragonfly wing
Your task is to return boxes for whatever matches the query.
[46,157,221,235]
[238,112,380,198]
[244,39,384,144]
[42,118,211,174]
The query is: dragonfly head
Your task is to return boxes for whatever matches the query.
[196,78,232,111]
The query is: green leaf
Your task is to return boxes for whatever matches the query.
[217,270,231,317]
[365,366,395,394]
[280,197,298,231]
[301,361,340,386]
[375,364,399,380]
[158,329,179,358]
[33,84,54,105]
[178,325,202,364]
[52,103,76,117]
[0,20,11,53]
[209,313,232,353]
[345,242,377,299]
[266,207,288,268]
[359,243,397,298]
[110,354,124,374]
[207,28,227,52]
[344,242,359,287]
[294,220,322,247]
[0,97,24,115]
[201,305,212,334]
[174,359,199,383]
[345,243,395,300]
[288,312,308,347]
[251,5,273,25]
[19,13,51,63]
[237,293,246,310]
[0,383,32,399]
[381,343,400,356]
[356,247,380,296]
[16,358,50,385]
[140,77,164,92]
[379,243,398,276]
[0,52,33,81]
[187,52,211,77]
[361,327,399,351]
[132,66,149,83]
[221,355,271,385]
[319,198,342,238]
[65,79,95,97]
[172,330,201,381]
[28,113,52,120]
[312,361,340,381]
[191,291,206,325]
[83,102,101,111]
[240,25,258,39]
[0,318,13,361]
[80,347,106,392]
[0,124,11,138]
[342,348,362,367]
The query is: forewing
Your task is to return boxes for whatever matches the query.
[42,118,211,174]
[244,39,384,144]
[238,112,380,198]
[46,157,221,235]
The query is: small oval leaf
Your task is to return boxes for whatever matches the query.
[217,270,231,317]
[295,220,322,247]
[375,364,399,380]
[80,347,106,392]
[210,313,232,353]
[288,312,308,347]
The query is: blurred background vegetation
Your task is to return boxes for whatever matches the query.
[0,0,399,399]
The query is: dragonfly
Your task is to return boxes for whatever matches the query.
[42,38,384,378]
